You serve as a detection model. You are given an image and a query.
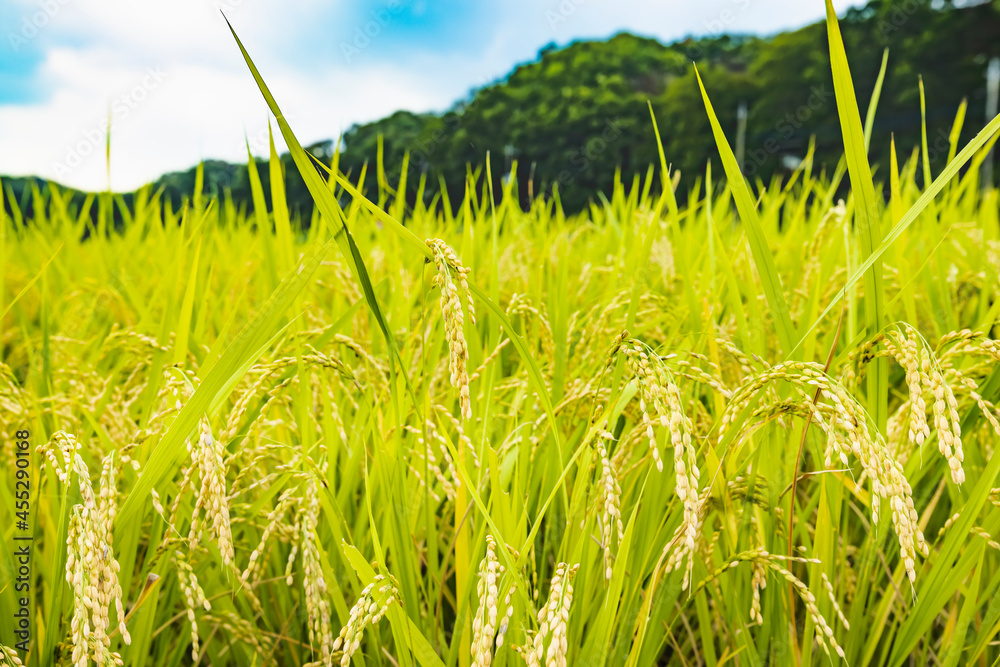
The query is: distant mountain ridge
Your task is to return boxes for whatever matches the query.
[3,0,998,219]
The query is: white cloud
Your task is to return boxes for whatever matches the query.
[0,2,469,190]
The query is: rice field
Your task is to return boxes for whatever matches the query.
[2,6,1000,667]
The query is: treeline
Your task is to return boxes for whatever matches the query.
[4,0,999,220]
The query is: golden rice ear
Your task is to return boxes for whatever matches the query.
[300,480,335,666]
[186,417,234,567]
[596,430,624,580]
[59,448,132,665]
[427,237,474,421]
[612,336,703,586]
[0,645,23,667]
[471,535,508,667]
[524,562,578,667]
[175,549,210,661]
[332,572,399,666]
[719,359,929,586]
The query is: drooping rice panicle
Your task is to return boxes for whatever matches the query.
[428,237,475,420]
[332,575,398,667]
[0,646,22,667]
[471,535,507,667]
[42,441,131,667]
[187,417,235,566]
[175,549,211,661]
[524,563,578,667]
[719,360,929,585]
[300,481,334,666]
[596,428,624,579]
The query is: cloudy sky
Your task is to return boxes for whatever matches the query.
[0,0,861,191]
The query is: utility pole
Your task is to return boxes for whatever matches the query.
[983,57,999,190]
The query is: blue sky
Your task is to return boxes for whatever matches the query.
[0,0,861,191]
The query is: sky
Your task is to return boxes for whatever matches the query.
[0,0,862,192]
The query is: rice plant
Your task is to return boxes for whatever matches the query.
[2,4,1000,666]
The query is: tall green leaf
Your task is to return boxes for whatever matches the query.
[825,0,887,432]
[694,66,797,357]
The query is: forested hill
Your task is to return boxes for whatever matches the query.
[4,0,1000,218]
